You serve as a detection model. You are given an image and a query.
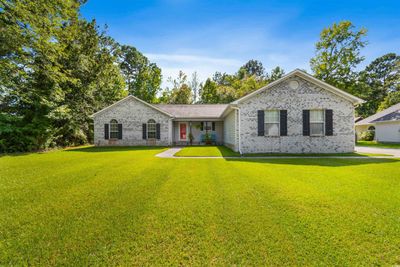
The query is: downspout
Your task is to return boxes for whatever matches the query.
[231,107,242,155]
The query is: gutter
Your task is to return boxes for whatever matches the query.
[231,106,242,155]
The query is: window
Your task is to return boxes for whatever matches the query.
[110,119,119,139]
[147,119,156,139]
[310,110,325,136]
[264,110,280,136]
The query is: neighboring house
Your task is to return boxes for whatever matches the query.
[355,103,400,143]
[92,69,364,153]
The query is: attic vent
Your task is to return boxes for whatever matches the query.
[289,80,299,89]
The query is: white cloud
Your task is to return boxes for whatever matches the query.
[145,53,242,87]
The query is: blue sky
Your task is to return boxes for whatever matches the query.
[81,0,400,86]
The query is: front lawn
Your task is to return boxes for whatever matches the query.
[357,140,400,149]
[1,147,400,265]
[174,145,240,157]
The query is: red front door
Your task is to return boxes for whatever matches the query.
[180,123,187,140]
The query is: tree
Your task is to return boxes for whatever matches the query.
[356,53,400,117]
[170,84,192,104]
[200,79,219,103]
[199,62,270,103]
[0,0,82,151]
[310,21,367,93]
[212,71,231,86]
[118,45,162,103]
[0,0,128,152]
[54,20,126,146]
[268,66,285,82]
[160,71,192,104]
[378,91,400,111]
[239,60,265,79]
[190,72,200,103]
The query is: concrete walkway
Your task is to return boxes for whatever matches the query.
[155,147,182,158]
[156,147,399,159]
[355,146,400,157]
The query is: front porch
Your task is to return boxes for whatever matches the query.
[172,120,224,146]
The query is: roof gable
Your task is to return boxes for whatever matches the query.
[91,95,173,118]
[231,69,364,105]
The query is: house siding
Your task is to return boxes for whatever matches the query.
[93,97,171,146]
[238,76,355,153]
[223,110,238,151]
[375,121,400,142]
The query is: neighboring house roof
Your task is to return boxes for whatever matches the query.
[231,69,365,105]
[372,110,400,123]
[356,103,400,125]
[155,104,229,119]
[91,95,174,118]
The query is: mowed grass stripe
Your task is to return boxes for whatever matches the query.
[0,148,172,265]
[224,158,400,265]
[115,158,225,265]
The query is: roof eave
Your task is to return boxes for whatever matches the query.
[231,69,365,105]
[91,95,174,118]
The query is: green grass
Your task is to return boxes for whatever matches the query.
[175,146,390,157]
[174,145,240,157]
[243,152,391,157]
[1,147,400,265]
[357,140,400,149]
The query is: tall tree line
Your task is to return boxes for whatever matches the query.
[0,0,162,152]
[159,63,285,105]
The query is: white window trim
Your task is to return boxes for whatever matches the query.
[264,109,280,136]
[147,120,156,139]
[109,119,119,139]
[179,122,188,141]
[310,109,325,137]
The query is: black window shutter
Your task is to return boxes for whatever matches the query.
[118,124,122,139]
[325,109,333,136]
[200,122,204,131]
[280,110,287,136]
[257,110,264,136]
[156,123,161,139]
[104,124,109,139]
[142,123,147,139]
[212,122,215,131]
[303,110,310,136]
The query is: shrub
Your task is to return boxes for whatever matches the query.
[360,131,375,141]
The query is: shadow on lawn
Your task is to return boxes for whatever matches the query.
[224,157,399,167]
[215,146,241,157]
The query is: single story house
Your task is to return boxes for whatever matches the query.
[92,69,364,153]
[355,103,400,143]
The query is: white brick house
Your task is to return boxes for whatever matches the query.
[92,69,364,153]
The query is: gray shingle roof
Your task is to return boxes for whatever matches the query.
[356,103,400,125]
[372,110,400,122]
[154,104,229,118]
